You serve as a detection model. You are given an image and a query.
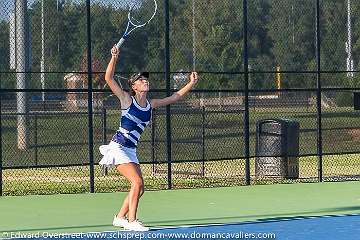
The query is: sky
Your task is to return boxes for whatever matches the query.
[0,0,15,21]
[0,0,127,21]
[1,0,37,21]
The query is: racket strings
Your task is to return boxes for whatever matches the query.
[129,0,157,26]
[130,16,142,25]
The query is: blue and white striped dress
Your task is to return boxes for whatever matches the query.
[99,96,152,166]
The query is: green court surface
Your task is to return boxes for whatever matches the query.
[0,181,359,234]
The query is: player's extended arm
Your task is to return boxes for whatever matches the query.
[151,72,198,108]
[105,46,131,106]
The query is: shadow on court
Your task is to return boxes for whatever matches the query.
[147,205,360,226]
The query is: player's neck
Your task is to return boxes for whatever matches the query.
[134,93,147,107]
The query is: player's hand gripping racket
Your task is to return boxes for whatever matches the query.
[116,0,157,49]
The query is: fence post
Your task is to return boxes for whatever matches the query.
[34,114,38,166]
[151,109,156,175]
[243,0,251,185]
[102,108,108,176]
[315,0,323,182]
[16,0,30,151]
[164,0,172,190]
[201,106,205,177]
[86,0,95,192]
[102,108,107,145]
[0,93,2,196]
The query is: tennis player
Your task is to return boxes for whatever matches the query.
[99,45,198,231]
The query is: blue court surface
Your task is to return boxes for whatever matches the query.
[7,214,360,240]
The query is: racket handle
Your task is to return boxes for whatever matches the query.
[116,38,126,49]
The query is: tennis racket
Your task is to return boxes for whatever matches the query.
[116,0,157,49]
[172,70,188,89]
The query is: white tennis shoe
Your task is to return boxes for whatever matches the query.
[112,215,128,228]
[125,220,149,231]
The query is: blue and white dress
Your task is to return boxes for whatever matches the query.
[99,96,152,166]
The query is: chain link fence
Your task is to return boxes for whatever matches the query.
[1,0,360,196]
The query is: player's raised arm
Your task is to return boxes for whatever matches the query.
[151,72,198,108]
[105,46,131,106]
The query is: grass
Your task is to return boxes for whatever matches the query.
[2,154,360,196]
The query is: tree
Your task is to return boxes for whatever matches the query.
[29,0,65,88]
[190,0,244,89]
[320,0,348,87]
[0,20,9,71]
[247,0,274,90]
[350,1,360,87]
[267,0,316,88]
[0,20,11,88]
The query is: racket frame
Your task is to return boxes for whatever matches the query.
[116,0,157,49]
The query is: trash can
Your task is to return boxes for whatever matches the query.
[354,92,360,110]
[255,119,299,179]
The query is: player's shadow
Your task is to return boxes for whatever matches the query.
[146,206,360,226]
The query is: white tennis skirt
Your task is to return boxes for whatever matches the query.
[99,141,139,167]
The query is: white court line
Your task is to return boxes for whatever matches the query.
[5,214,360,239]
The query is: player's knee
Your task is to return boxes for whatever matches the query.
[131,178,144,192]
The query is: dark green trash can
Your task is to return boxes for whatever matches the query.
[354,92,360,110]
[255,119,299,179]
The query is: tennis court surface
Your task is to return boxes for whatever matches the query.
[1,181,359,239]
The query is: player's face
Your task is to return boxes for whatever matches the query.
[132,77,149,92]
